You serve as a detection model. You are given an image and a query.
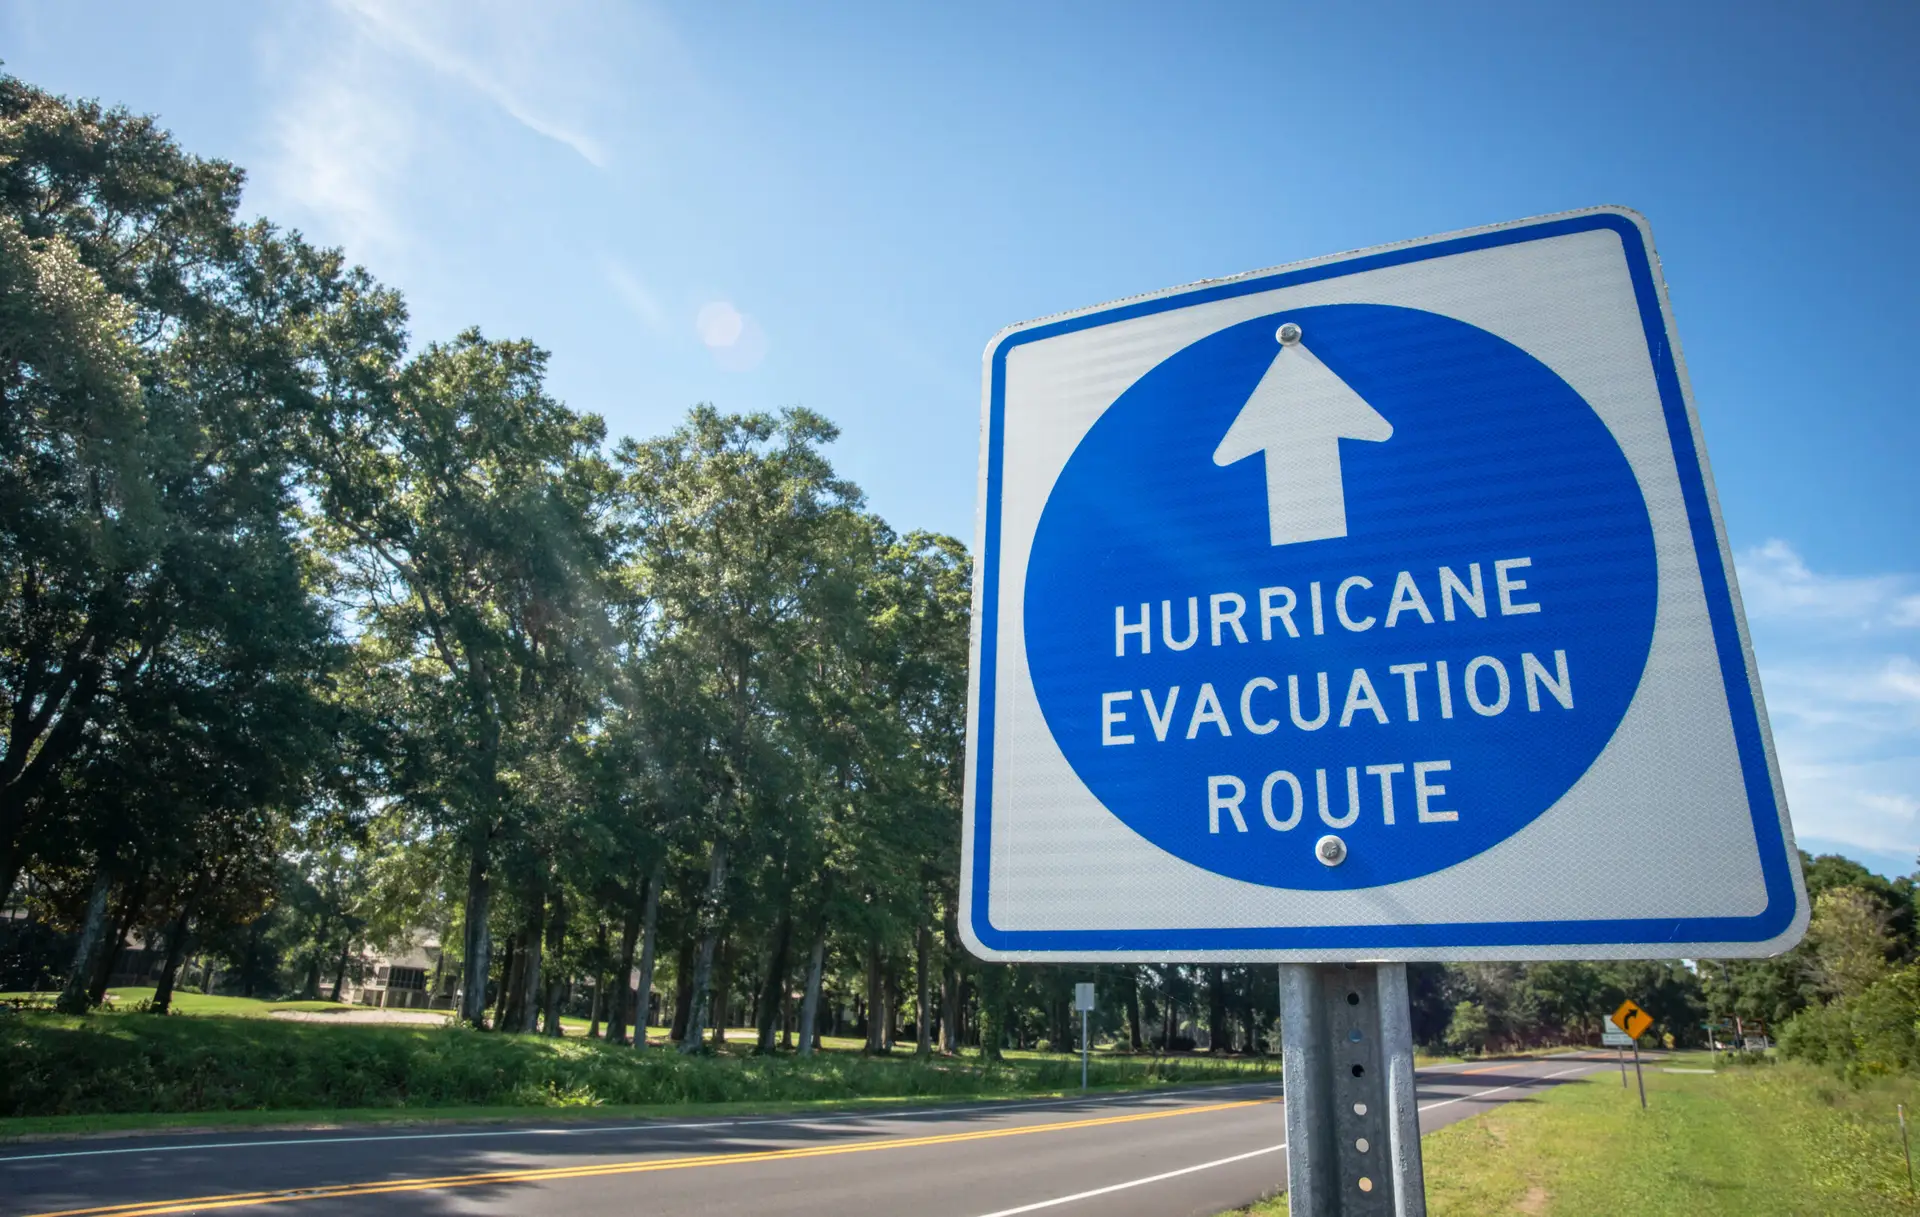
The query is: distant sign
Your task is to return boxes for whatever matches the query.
[1611,1000,1654,1041]
[1073,982,1096,1012]
[1602,1026,1634,1048]
[962,208,1807,962]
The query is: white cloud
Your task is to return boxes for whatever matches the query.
[1737,541,1920,872]
[333,0,608,168]
[1737,538,1920,629]
[261,29,414,256]
[253,0,630,261]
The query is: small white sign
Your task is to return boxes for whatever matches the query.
[1602,1026,1634,1047]
[1073,982,1096,1012]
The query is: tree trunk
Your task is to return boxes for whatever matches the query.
[460,843,493,1028]
[330,934,353,1002]
[586,920,609,1038]
[151,906,192,1014]
[515,892,545,1034]
[976,967,1006,1063]
[56,869,112,1014]
[541,889,568,1035]
[1208,966,1227,1054]
[0,845,20,925]
[709,937,732,1050]
[494,931,519,1029]
[1126,970,1144,1051]
[797,928,826,1057]
[607,897,642,1045]
[678,841,728,1054]
[941,905,962,1055]
[429,937,448,1010]
[86,882,141,1007]
[670,935,694,1042]
[632,864,662,1049]
[915,921,933,1059]
[755,910,793,1054]
[864,941,887,1054]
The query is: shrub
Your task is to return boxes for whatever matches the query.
[1780,964,1920,1080]
[1444,1000,1490,1055]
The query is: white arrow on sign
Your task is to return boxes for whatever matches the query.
[1212,327,1393,547]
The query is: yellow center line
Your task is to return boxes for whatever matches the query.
[23,1097,1277,1217]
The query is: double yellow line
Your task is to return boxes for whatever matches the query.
[25,1097,1275,1217]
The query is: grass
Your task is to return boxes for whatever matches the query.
[0,1010,1280,1138]
[1231,1054,1920,1216]
[1,988,432,1018]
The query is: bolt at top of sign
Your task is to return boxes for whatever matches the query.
[1212,322,1393,548]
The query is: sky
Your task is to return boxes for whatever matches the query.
[4,0,1916,879]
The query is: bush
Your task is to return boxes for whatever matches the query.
[1444,1000,1490,1055]
[0,1014,1279,1118]
[1780,964,1920,1080]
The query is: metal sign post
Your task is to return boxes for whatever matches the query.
[1074,982,1095,1090]
[1281,963,1425,1215]
[960,208,1810,1217]
[1610,1001,1653,1109]
[1601,1022,1633,1087]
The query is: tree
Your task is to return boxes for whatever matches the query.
[0,77,400,1011]
[616,407,862,1053]
[309,330,611,1028]
[1807,886,1894,1001]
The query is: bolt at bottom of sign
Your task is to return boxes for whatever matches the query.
[1316,834,1347,866]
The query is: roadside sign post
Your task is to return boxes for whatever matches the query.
[963,209,1807,1217]
[1280,963,1425,1213]
[1074,982,1096,1090]
[1899,1103,1912,1192]
[1611,1000,1653,1109]
[1602,1022,1633,1085]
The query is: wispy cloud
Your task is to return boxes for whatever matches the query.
[605,262,667,333]
[1738,537,1920,629]
[253,0,627,261]
[334,0,608,168]
[1737,540,1920,874]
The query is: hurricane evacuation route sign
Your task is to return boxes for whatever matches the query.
[961,208,1807,963]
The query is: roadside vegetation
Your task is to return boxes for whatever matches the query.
[0,1011,1277,1133]
[1230,1055,1919,1216]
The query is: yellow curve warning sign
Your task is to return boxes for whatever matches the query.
[1611,999,1653,1040]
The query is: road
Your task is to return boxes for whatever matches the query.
[1,1056,1613,1217]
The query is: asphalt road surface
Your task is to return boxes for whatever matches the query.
[2,1056,1615,1217]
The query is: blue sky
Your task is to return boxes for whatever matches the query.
[6,1,1915,878]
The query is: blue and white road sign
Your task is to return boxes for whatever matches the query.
[962,208,1807,962]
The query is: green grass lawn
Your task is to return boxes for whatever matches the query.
[0,1008,1281,1138]
[2,988,390,1017]
[1233,1054,1920,1216]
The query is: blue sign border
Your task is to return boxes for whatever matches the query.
[968,211,1800,952]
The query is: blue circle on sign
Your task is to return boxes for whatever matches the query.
[1023,304,1658,889]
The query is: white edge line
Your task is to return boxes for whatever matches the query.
[1417,1062,1597,1114]
[969,1060,1600,1217]
[0,1082,1284,1165]
[972,1143,1288,1217]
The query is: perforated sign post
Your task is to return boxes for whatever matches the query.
[961,209,1807,1215]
